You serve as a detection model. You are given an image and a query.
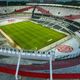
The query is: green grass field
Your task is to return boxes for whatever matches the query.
[0,21,66,50]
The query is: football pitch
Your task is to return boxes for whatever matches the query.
[0,21,66,50]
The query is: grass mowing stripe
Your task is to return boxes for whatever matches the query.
[14,22,49,43]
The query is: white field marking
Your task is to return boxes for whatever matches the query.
[47,39,53,42]
[35,47,37,50]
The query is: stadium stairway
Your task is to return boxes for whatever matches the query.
[64,15,80,20]
[15,6,33,13]
[15,6,52,16]
[36,6,52,15]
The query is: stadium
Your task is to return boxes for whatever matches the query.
[0,0,80,80]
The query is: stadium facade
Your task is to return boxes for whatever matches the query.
[0,2,80,80]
